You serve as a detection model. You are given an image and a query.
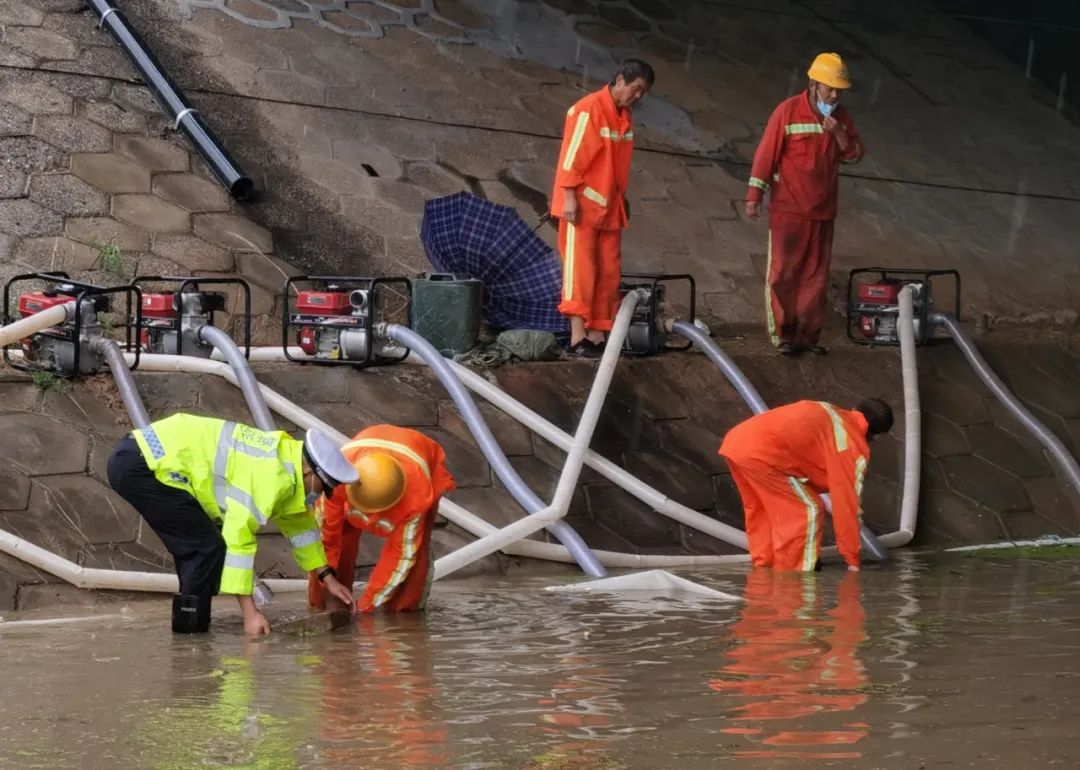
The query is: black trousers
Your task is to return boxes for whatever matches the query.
[107,435,225,598]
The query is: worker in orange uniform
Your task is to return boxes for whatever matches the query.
[308,425,455,613]
[746,53,866,356]
[550,59,654,358]
[718,399,892,571]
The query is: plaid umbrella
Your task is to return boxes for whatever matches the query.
[420,192,569,336]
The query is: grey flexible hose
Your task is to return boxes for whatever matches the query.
[933,313,1080,499]
[92,337,149,429]
[196,325,275,432]
[386,324,607,578]
[670,320,890,561]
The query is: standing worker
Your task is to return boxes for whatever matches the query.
[746,52,866,356]
[551,59,654,358]
[718,399,892,571]
[107,413,359,635]
[308,424,455,614]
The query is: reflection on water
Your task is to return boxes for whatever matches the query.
[2,553,1080,769]
[708,571,868,761]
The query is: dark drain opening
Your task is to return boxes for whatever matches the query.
[361,163,379,177]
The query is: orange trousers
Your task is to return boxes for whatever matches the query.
[558,219,622,332]
[726,459,824,571]
[308,508,436,612]
[766,212,834,347]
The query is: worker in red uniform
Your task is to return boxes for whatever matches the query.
[718,398,892,571]
[308,425,455,613]
[550,59,654,358]
[746,53,866,356]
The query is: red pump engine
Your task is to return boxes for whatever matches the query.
[294,285,370,360]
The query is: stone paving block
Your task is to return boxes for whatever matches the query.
[449,485,547,540]
[260,367,349,404]
[112,194,191,233]
[923,412,971,458]
[942,454,1030,513]
[439,399,533,457]
[0,42,36,68]
[0,102,31,136]
[530,432,604,484]
[79,542,171,573]
[1025,476,1080,530]
[193,213,273,253]
[28,173,109,216]
[0,76,70,115]
[132,372,202,416]
[255,69,326,104]
[0,0,44,25]
[861,475,900,535]
[71,152,153,194]
[66,215,151,251]
[920,376,992,426]
[115,135,189,172]
[623,450,716,511]
[654,418,725,475]
[343,369,439,427]
[13,235,99,272]
[4,27,78,60]
[0,198,62,237]
[40,387,128,438]
[1009,365,1080,420]
[150,233,233,272]
[340,196,421,239]
[152,173,232,213]
[16,582,97,611]
[0,171,26,198]
[964,424,1050,479]
[32,115,112,153]
[588,397,661,463]
[34,475,140,545]
[0,464,30,511]
[916,488,1001,545]
[79,100,147,134]
[585,482,683,549]
[1,136,65,176]
[419,426,491,488]
[999,509,1071,539]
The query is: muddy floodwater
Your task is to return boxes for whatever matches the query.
[1,552,1078,769]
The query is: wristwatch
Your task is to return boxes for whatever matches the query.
[317,566,337,583]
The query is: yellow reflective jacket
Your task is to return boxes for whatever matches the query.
[132,413,326,595]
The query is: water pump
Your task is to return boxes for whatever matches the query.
[3,272,141,377]
[619,273,696,356]
[282,276,412,367]
[132,276,251,357]
[846,268,961,346]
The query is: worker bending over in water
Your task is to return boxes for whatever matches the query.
[108,414,358,635]
[718,399,892,571]
[309,424,455,614]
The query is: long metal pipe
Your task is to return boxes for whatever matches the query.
[385,323,607,578]
[84,0,253,200]
[196,325,274,431]
[932,312,1080,499]
[431,291,643,581]
[670,319,890,561]
[90,337,149,429]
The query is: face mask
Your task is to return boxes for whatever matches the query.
[305,492,318,508]
[818,100,836,117]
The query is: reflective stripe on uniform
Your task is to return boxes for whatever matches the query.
[213,421,271,524]
[854,455,868,524]
[787,477,820,571]
[289,529,321,549]
[599,127,633,142]
[749,176,770,192]
[224,552,254,570]
[375,519,394,534]
[342,438,432,480]
[582,186,608,207]
[785,123,824,135]
[371,516,421,607]
[563,222,576,301]
[140,426,166,460]
[562,110,590,171]
[764,229,779,347]
[818,402,849,452]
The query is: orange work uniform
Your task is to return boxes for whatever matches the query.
[308,425,455,612]
[718,401,870,570]
[550,85,634,332]
[747,90,865,348]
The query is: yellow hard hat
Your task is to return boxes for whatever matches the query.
[807,52,851,90]
[345,453,405,513]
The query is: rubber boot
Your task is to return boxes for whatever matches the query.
[172,593,212,633]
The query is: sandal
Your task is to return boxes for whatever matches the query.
[569,339,603,359]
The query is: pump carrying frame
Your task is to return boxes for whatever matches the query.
[846,268,962,346]
[131,276,252,358]
[619,272,696,356]
[281,275,412,368]
[2,271,143,378]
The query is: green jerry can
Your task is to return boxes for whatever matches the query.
[410,273,484,357]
